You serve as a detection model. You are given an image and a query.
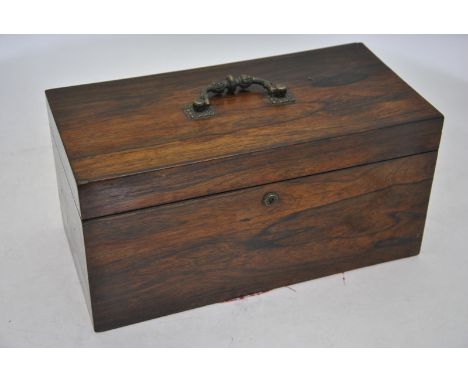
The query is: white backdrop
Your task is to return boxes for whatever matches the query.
[0,35,467,347]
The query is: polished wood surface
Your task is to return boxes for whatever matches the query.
[46,44,443,331]
[46,43,442,218]
[51,128,92,316]
[84,152,437,331]
[48,103,82,216]
[78,117,442,219]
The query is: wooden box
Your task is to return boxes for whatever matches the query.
[46,43,443,332]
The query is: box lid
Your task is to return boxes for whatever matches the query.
[46,43,443,220]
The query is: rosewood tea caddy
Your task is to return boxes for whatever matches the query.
[46,43,443,332]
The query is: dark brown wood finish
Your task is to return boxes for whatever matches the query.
[84,152,437,331]
[47,43,444,332]
[78,117,442,219]
[51,127,92,316]
[46,43,443,219]
[48,103,81,216]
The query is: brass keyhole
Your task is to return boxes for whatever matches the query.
[263,192,279,206]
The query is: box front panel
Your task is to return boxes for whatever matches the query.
[84,152,437,331]
[78,117,442,219]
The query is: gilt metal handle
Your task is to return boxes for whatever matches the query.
[184,74,295,120]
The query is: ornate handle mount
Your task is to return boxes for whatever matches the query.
[184,74,295,120]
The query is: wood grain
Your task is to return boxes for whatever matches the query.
[78,117,442,219]
[51,131,92,316]
[46,43,443,219]
[48,103,81,216]
[46,43,443,332]
[83,152,437,331]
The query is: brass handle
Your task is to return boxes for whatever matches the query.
[263,192,279,207]
[184,74,295,119]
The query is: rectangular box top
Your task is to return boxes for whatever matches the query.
[46,43,443,219]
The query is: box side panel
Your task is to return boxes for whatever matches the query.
[84,151,438,331]
[79,117,443,220]
[49,109,92,317]
[48,102,81,217]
